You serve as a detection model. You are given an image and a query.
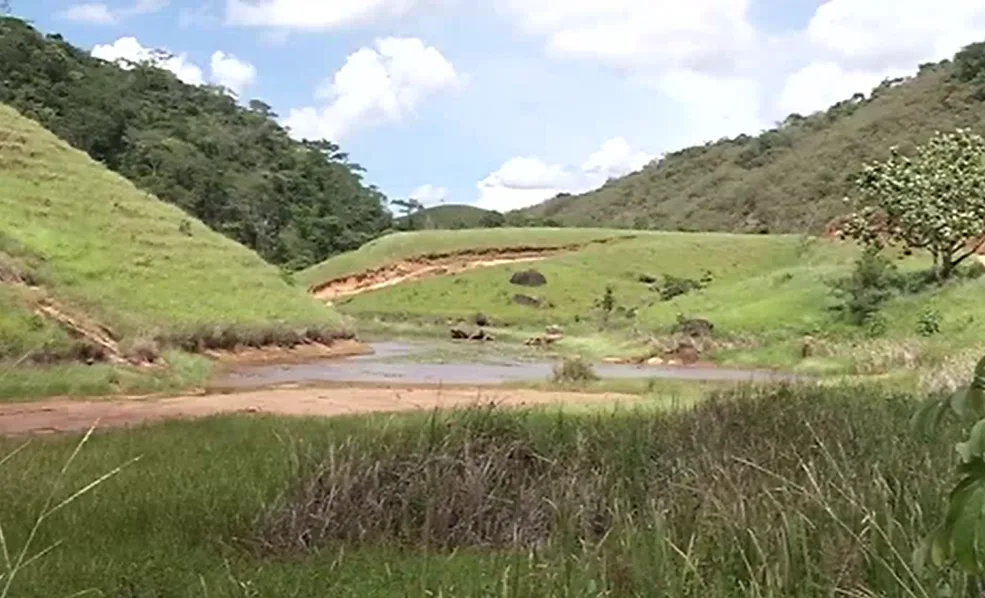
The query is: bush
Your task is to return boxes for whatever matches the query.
[829,247,899,326]
[916,308,941,336]
[655,271,711,301]
[551,356,599,385]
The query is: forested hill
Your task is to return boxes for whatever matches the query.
[0,17,390,269]
[519,42,985,235]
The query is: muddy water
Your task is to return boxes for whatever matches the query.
[215,341,805,389]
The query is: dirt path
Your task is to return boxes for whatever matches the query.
[0,385,642,437]
[310,238,631,301]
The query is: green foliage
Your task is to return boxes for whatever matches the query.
[917,308,942,336]
[829,247,900,326]
[517,44,985,235]
[955,41,985,83]
[655,271,712,301]
[596,285,616,326]
[0,17,390,269]
[912,355,985,576]
[842,128,985,280]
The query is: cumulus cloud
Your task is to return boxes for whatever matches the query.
[409,184,448,207]
[805,0,985,72]
[224,0,430,30]
[283,37,460,142]
[58,0,167,24]
[210,51,257,95]
[498,0,758,75]
[91,38,258,95]
[476,137,653,212]
[770,0,985,119]
[91,37,206,85]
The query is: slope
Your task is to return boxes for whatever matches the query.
[0,103,347,392]
[298,228,637,290]
[520,44,985,233]
[0,16,390,269]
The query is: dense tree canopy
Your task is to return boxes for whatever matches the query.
[0,17,391,269]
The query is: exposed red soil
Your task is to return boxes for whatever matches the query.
[0,385,641,437]
[310,238,631,301]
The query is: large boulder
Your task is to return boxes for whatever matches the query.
[510,269,547,287]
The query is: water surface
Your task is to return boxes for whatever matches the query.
[215,341,805,389]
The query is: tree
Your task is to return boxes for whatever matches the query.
[841,128,985,281]
[390,198,424,230]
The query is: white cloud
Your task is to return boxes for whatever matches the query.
[499,0,758,75]
[476,137,654,211]
[805,0,985,72]
[409,184,448,207]
[224,0,428,30]
[210,51,257,95]
[58,0,167,24]
[91,37,206,86]
[59,3,117,24]
[283,37,460,142]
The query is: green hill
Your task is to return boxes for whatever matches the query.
[519,43,985,234]
[396,204,503,230]
[0,103,346,397]
[0,16,391,270]
[298,228,636,288]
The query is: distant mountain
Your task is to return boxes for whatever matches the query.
[518,42,985,234]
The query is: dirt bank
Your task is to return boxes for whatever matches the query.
[310,238,631,301]
[0,385,641,437]
[207,338,374,366]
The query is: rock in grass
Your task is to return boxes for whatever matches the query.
[510,269,547,287]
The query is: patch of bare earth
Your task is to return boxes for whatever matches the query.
[0,385,641,437]
[310,238,630,302]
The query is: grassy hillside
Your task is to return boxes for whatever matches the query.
[0,16,390,269]
[0,103,345,395]
[325,228,985,374]
[298,228,636,287]
[520,44,985,233]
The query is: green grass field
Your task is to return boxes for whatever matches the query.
[297,227,636,287]
[0,103,345,396]
[313,228,985,375]
[0,383,966,597]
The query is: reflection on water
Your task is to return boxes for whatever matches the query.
[214,341,806,389]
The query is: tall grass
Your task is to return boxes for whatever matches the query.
[0,382,965,596]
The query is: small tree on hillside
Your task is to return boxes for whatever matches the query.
[390,198,424,231]
[841,128,985,281]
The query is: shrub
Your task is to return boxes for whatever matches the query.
[916,308,941,336]
[829,246,899,326]
[552,356,599,385]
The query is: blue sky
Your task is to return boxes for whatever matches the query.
[11,0,985,211]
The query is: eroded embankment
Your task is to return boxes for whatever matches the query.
[309,237,633,301]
